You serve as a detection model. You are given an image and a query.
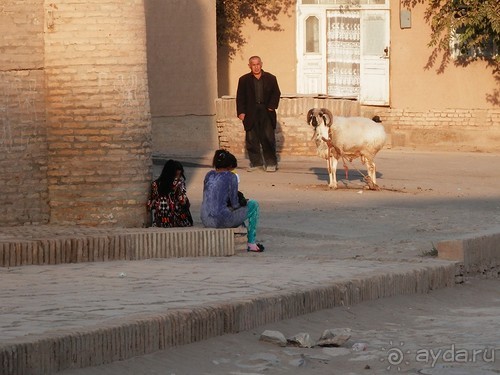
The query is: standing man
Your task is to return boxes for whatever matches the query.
[236,56,281,172]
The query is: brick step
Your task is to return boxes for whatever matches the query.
[0,226,236,267]
[0,261,456,375]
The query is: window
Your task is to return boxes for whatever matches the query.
[451,28,498,60]
[306,16,320,53]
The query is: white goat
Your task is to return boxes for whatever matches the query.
[307,108,387,190]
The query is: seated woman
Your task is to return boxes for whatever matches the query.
[148,159,193,228]
[201,149,264,252]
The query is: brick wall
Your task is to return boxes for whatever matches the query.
[216,97,500,157]
[44,0,152,227]
[0,0,50,225]
[381,108,500,152]
[1,0,152,227]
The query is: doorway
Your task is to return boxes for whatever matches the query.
[297,2,390,105]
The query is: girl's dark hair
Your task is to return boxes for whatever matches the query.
[212,149,237,170]
[156,159,185,195]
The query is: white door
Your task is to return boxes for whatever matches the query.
[360,10,390,105]
[297,9,326,95]
[297,5,390,105]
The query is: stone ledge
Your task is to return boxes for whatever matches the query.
[0,262,455,375]
[0,227,235,267]
[437,232,500,279]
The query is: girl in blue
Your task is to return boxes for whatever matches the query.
[201,149,264,252]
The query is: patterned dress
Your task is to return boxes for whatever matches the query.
[148,178,193,228]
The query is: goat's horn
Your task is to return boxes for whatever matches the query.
[306,108,315,125]
[320,108,333,127]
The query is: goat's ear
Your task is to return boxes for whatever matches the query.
[306,109,314,125]
[320,108,333,127]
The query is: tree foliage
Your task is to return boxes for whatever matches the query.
[403,0,499,104]
[216,0,294,57]
[402,0,499,71]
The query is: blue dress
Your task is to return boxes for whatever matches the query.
[200,170,248,228]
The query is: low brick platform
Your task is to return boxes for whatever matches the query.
[437,232,500,280]
[0,226,235,267]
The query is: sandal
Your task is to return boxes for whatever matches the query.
[247,243,265,252]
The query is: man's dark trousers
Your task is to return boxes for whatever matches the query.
[245,104,277,168]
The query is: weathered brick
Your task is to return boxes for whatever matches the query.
[0,0,152,227]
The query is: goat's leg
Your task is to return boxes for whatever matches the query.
[364,158,379,190]
[327,157,338,189]
[369,160,377,185]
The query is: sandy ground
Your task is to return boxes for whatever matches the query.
[59,278,500,375]
[38,149,500,374]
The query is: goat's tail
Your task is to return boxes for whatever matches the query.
[372,115,382,123]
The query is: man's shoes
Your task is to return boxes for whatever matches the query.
[265,165,277,172]
[247,166,263,172]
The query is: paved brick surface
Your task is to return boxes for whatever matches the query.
[0,256,453,342]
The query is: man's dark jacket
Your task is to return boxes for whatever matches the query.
[236,70,281,131]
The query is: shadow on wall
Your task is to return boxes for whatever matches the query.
[215,0,295,97]
[144,0,219,158]
[233,119,287,167]
[217,45,231,97]
[275,120,285,163]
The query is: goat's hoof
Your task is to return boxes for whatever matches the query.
[365,183,380,191]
